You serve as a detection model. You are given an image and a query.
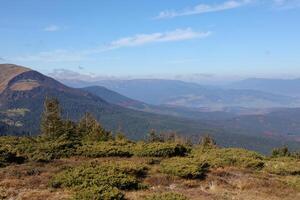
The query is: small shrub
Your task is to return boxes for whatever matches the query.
[50,161,148,199]
[29,139,79,162]
[272,146,290,158]
[134,142,188,157]
[77,141,134,158]
[160,157,209,179]
[192,148,265,169]
[264,157,300,175]
[73,186,124,200]
[144,192,188,200]
[0,147,25,167]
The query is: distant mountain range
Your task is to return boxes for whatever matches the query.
[230,78,300,97]
[61,79,300,109]
[82,86,236,121]
[1,64,300,154]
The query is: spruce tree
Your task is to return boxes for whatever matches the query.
[77,112,111,142]
[40,97,63,139]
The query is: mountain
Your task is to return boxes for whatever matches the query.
[82,86,236,120]
[0,64,234,143]
[60,79,300,108]
[215,107,300,141]
[1,64,300,153]
[82,86,149,110]
[230,78,300,97]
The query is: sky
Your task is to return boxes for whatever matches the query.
[0,0,300,80]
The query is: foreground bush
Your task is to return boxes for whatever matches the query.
[0,135,80,162]
[50,161,148,199]
[192,148,265,169]
[0,147,25,167]
[144,192,188,200]
[77,141,134,158]
[134,142,188,157]
[264,157,300,175]
[160,157,209,179]
[73,185,124,200]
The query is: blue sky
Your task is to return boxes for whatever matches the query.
[0,0,300,80]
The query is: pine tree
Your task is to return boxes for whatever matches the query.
[147,129,163,142]
[199,135,216,149]
[77,112,112,142]
[61,120,80,143]
[40,97,63,139]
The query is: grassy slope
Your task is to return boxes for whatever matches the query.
[0,156,299,200]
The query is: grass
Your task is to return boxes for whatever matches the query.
[264,157,300,175]
[144,192,188,200]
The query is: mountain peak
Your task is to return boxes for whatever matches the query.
[0,64,32,93]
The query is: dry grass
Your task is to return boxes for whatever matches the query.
[10,80,40,91]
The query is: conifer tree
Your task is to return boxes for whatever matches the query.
[147,129,164,142]
[77,112,111,142]
[199,135,216,149]
[40,97,63,139]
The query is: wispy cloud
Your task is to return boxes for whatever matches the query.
[272,0,300,9]
[43,25,60,32]
[154,0,253,19]
[12,28,211,62]
[106,28,211,50]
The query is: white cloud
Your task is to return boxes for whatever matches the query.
[154,0,253,19]
[106,28,211,50]
[43,25,60,32]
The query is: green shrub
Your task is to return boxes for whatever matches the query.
[50,161,148,199]
[29,138,80,162]
[73,186,124,200]
[50,164,139,190]
[0,147,25,167]
[264,157,300,175]
[144,192,188,200]
[192,148,265,169]
[134,142,188,157]
[77,141,134,158]
[0,135,80,162]
[0,136,37,156]
[160,157,209,179]
[272,146,290,158]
